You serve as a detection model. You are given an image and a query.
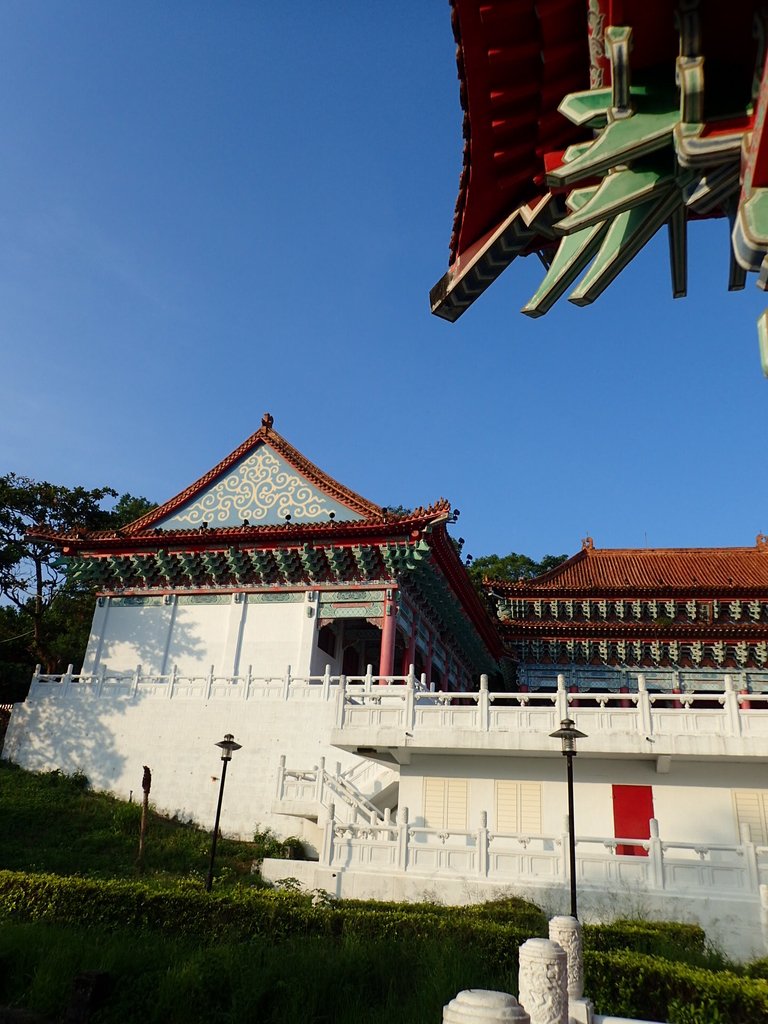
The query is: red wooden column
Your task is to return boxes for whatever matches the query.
[404,616,418,675]
[425,632,434,688]
[379,588,398,682]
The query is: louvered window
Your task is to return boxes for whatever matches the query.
[423,778,468,830]
[495,781,542,834]
[734,790,768,844]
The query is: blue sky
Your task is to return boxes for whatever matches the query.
[0,2,765,562]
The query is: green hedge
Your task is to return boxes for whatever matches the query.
[3,871,765,1022]
[585,950,768,1024]
[584,919,707,956]
[0,871,531,971]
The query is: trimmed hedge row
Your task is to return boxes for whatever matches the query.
[0,871,532,971]
[3,871,765,1022]
[585,950,768,1024]
[584,919,707,957]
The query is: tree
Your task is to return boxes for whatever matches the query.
[0,475,155,686]
[467,551,568,592]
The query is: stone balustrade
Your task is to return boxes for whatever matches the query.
[319,810,768,901]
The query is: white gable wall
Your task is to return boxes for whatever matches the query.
[82,593,316,678]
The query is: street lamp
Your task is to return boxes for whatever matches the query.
[549,717,587,918]
[205,733,242,892]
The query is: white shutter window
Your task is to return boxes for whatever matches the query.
[734,790,768,844]
[496,781,542,833]
[424,778,446,828]
[446,779,468,830]
[423,778,468,829]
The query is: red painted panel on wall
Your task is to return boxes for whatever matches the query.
[612,785,654,857]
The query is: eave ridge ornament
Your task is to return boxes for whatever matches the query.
[433,2,768,374]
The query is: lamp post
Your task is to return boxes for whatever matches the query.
[205,733,242,892]
[549,717,587,918]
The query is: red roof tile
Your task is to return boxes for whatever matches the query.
[491,540,768,595]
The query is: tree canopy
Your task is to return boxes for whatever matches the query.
[0,475,155,698]
[467,551,569,591]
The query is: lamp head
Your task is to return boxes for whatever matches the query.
[549,718,587,755]
[215,733,242,761]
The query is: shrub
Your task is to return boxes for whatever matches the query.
[585,950,768,1024]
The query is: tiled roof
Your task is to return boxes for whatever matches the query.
[491,540,768,595]
[32,503,452,551]
[447,0,589,264]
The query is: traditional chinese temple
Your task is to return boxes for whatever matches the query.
[490,536,768,692]
[4,419,768,958]
[430,0,768,373]
[43,414,501,691]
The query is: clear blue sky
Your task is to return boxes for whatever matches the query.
[0,2,765,561]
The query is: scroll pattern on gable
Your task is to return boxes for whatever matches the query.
[158,449,362,528]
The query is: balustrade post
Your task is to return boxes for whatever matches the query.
[479,674,490,731]
[518,938,568,1024]
[477,810,489,877]
[31,664,41,695]
[443,990,530,1024]
[132,663,142,698]
[322,665,332,700]
[321,802,335,866]
[648,818,664,889]
[62,663,74,697]
[637,674,653,737]
[405,672,415,730]
[723,674,741,736]
[740,823,760,892]
[206,664,215,700]
[276,755,286,799]
[548,916,584,1001]
[383,806,392,839]
[316,757,326,804]
[365,664,373,691]
[398,806,410,870]
[336,674,347,727]
[282,664,292,701]
[556,674,568,720]
[97,663,107,697]
[244,664,252,700]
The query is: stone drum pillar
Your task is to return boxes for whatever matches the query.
[443,989,530,1024]
[548,916,584,1000]
[518,938,568,1024]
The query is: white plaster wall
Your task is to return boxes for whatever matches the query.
[90,603,175,674]
[398,754,765,845]
[3,685,362,851]
[237,600,309,676]
[82,595,318,679]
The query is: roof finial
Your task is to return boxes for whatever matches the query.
[582,535,594,551]
[261,411,274,432]
[757,533,767,549]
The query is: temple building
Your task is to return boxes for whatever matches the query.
[4,420,768,958]
[490,536,768,693]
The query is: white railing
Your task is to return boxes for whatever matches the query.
[27,663,433,703]
[319,811,768,901]
[337,672,768,742]
[274,755,385,825]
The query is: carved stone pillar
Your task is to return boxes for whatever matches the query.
[518,938,568,1024]
[443,989,530,1024]
[548,916,583,1000]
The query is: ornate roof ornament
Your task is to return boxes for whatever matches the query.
[432,1,768,374]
